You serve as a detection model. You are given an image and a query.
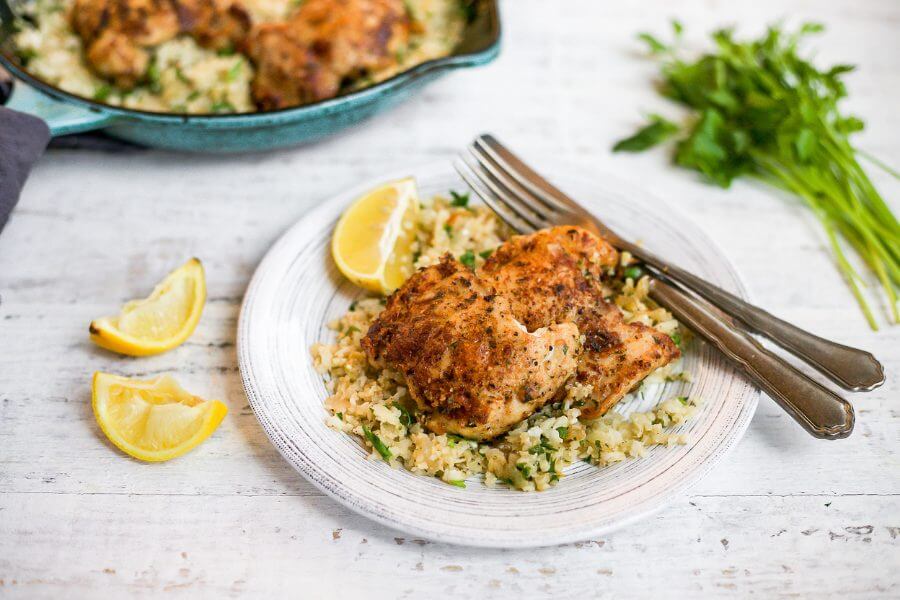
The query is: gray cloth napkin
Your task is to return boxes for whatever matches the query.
[0,106,51,233]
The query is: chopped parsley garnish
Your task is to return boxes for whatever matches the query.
[459,250,476,268]
[393,402,415,428]
[146,59,162,94]
[669,332,682,347]
[336,412,343,421]
[93,84,112,102]
[362,425,392,460]
[677,396,690,406]
[175,67,190,84]
[446,433,470,447]
[16,47,38,64]
[450,190,470,207]
[516,463,532,478]
[556,426,568,440]
[446,479,466,488]
[349,300,358,311]
[443,223,453,238]
[226,60,243,82]
[479,248,494,259]
[210,99,235,113]
[623,265,644,280]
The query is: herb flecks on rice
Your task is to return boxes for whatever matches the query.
[312,194,697,491]
[14,0,464,114]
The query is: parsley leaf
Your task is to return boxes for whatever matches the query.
[362,425,392,460]
[450,190,470,207]
[615,22,900,329]
[637,32,668,54]
[613,115,679,152]
[459,250,476,268]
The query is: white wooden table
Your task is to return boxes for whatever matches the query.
[2,0,898,596]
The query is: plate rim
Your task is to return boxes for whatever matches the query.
[237,161,760,548]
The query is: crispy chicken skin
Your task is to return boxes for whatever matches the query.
[72,0,411,108]
[362,256,580,440]
[480,226,680,419]
[247,0,410,109]
[174,0,252,52]
[71,0,181,86]
[71,0,250,87]
[244,21,341,109]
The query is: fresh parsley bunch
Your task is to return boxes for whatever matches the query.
[615,22,899,329]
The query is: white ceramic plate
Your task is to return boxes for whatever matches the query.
[238,162,758,548]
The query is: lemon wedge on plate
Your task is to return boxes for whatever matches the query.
[331,178,419,294]
[89,258,206,356]
[92,372,227,462]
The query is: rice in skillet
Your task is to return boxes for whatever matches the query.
[12,0,465,114]
[311,193,697,491]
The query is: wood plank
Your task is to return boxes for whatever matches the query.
[0,0,898,595]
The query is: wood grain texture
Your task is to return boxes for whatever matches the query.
[1,0,898,596]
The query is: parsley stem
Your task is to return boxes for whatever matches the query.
[619,23,899,327]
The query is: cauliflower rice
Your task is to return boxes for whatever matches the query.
[312,192,698,492]
[12,0,465,113]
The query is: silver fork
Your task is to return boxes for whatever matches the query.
[453,134,875,439]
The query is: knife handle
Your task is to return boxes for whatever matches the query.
[650,279,854,439]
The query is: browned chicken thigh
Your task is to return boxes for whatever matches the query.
[244,21,341,108]
[175,0,252,52]
[363,256,580,440]
[71,0,250,87]
[71,0,412,108]
[480,226,680,419]
[71,0,181,86]
[247,0,411,109]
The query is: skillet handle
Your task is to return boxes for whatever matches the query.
[4,80,112,136]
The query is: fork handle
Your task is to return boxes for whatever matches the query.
[628,244,885,392]
[649,279,854,439]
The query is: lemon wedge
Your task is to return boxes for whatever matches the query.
[331,178,419,293]
[89,258,206,356]
[92,372,227,462]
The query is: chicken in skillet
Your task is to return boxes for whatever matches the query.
[480,226,680,420]
[363,226,680,440]
[362,256,580,441]
[71,0,412,107]
[175,0,252,53]
[71,0,251,87]
[70,0,181,87]
[247,0,411,109]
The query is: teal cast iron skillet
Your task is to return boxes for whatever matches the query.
[0,0,500,152]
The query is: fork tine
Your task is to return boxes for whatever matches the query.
[474,134,581,215]
[461,152,549,232]
[467,142,561,218]
[453,158,536,235]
